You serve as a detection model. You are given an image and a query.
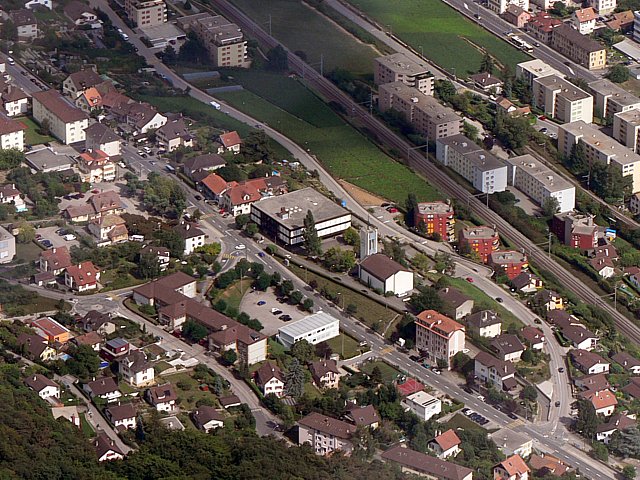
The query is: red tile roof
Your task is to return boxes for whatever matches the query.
[574,7,597,22]
[66,261,100,287]
[433,429,461,451]
[219,131,241,148]
[32,89,88,123]
[40,246,72,271]
[201,173,235,195]
[0,117,27,136]
[497,454,530,477]
[416,310,464,335]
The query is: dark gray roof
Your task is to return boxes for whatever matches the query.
[382,446,473,480]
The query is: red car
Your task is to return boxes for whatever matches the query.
[92,189,99,194]
[387,207,399,213]
[538,115,547,121]
[466,277,474,283]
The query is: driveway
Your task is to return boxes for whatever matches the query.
[36,226,79,249]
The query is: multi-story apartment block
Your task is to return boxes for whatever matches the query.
[124,0,166,27]
[532,75,593,124]
[525,12,562,44]
[551,24,606,70]
[488,250,529,280]
[10,9,38,41]
[559,121,640,193]
[298,412,354,456]
[458,225,500,262]
[0,225,16,264]
[489,0,529,17]
[516,59,564,88]
[435,134,508,193]
[474,351,517,391]
[379,82,461,141]
[588,79,640,120]
[506,154,576,213]
[588,0,616,14]
[177,14,248,68]
[374,53,434,96]
[415,310,465,370]
[552,212,598,249]
[31,90,88,145]
[0,117,26,152]
[414,201,455,241]
[614,109,640,152]
[634,11,640,42]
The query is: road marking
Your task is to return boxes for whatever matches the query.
[379,346,395,355]
[507,419,525,428]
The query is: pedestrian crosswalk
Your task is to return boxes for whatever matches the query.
[507,418,525,429]
[379,346,395,355]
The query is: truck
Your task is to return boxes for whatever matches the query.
[210,101,221,110]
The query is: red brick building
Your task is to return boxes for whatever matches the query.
[552,212,598,250]
[414,201,455,241]
[459,226,499,263]
[488,250,528,279]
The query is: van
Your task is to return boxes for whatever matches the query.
[210,101,221,110]
[7,57,15,66]
[121,33,129,41]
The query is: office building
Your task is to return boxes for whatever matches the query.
[532,75,593,124]
[551,24,606,70]
[374,53,434,96]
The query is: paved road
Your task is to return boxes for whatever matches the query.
[0,54,45,95]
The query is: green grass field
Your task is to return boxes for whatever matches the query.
[360,360,401,383]
[230,0,379,75]
[216,73,441,203]
[326,332,365,359]
[349,0,530,77]
[21,117,54,146]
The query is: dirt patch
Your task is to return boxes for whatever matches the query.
[338,179,389,206]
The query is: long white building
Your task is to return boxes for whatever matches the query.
[507,154,576,213]
[532,75,593,124]
[516,59,565,88]
[613,109,640,153]
[277,312,340,349]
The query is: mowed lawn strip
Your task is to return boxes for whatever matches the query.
[360,360,401,383]
[230,0,378,75]
[349,0,529,77]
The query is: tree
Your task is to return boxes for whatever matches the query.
[221,349,237,365]
[290,339,314,363]
[575,399,600,438]
[162,45,177,65]
[607,64,630,84]
[434,252,455,275]
[178,31,208,64]
[235,214,250,229]
[410,285,443,312]
[613,427,640,458]
[541,196,560,217]
[289,290,303,305]
[253,272,271,291]
[279,279,294,297]
[138,252,161,279]
[382,239,405,264]
[16,222,35,244]
[479,53,495,74]
[342,227,359,246]
[183,0,192,9]
[0,149,23,170]
[303,210,322,256]
[284,358,305,398]
[521,385,538,402]
[463,121,480,143]
[492,111,531,151]
[592,163,633,203]
[66,345,101,379]
[550,1,568,16]
[249,164,273,178]
[245,223,259,238]
[266,45,288,72]
[143,172,186,218]
[302,298,314,312]
[0,20,17,41]
[434,79,457,103]
[370,366,383,384]
[322,247,356,272]
[156,230,185,259]
[623,466,637,479]
[182,320,208,343]
[217,165,247,182]
[405,193,418,227]
[521,348,535,364]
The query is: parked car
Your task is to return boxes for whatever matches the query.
[257,301,266,306]
[466,277,474,283]
[194,195,202,201]
[279,314,292,321]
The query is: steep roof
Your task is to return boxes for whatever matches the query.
[416,310,465,335]
[581,388,617,410]
[173,221,205,240]
[359,253,409,281]
[85,376,119,396]
[183,153,225,172]
[192,405,224,427]
[298,412,355,439]
[475,351,516,376]
[0,117,27,136]
[84,122,120,144]
[16,333,50,359]
[66,261,100,286]
[219,130,241,147]
[570,349,608,370]
[31,90,88,123]
[437,287,473,309]
[24,373,58,392]
[491,334,525,355]
[254,361,284,387]
[40,246,72,271]
[433,429,461,451]
[382,445,473,480]
[106,403,136,421]
[346,405,379,427]
[73,331,102,346]
[466,310,501,329]
[521,326,544,345]
[147,383,177,405]
[309,359,340,381]
[201,173,234,195]
[94,432,124,459]
[67,70,103,89]
[497,454,530,477]
[612,351,640,371]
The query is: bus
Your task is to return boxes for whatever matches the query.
[511,36,533,53]
[165,165,176,173]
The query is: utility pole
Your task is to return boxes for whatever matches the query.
[320,54,323,77]
[268,14,272,36]
[548,231,552,259]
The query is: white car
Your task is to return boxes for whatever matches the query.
[235,244,246,250]
[63,234,76,241]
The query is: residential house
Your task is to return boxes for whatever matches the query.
[509,272,543,294]
[105,403,137,430]
[437,287,474,320]
[200,173,236,201]
[24,374,60,399]
[88,214,128,246]
[575,373,610,392]
[112,101,167,134]
[139,245,171,271]
[532,75,593,124]
[1,85,29,117]
[65,191,126,223]
[358,253,414,297]
[596,414,636,443]
[547,310,581,330]
[612,352,640,374]
[10,9,38,41]
[526,12,562,44]
[31,90,89,144]
[488,0,529,15]
[24,0,52,10]
[550,24,607,70]
[344,405,379,429]
[572,7,597,34]
[131,271,198,306]
[533,289,564,311]
[490,428,533,458]
[403,391,442,421]
[218,181,261,217]
[580,388,618,416]
[590,0,617,14]
[381,445,473,480]
[570,349,610,374]
[415,310,466,369]
[83,376,122,402]
[95,433,125,462]
[156,117,193,152]
[30,316,71,344]
[63,70,104,98]
[428,429,462,459]
[374,53,435,96]
[65,261,101,292]
[79,310,116,336]
[623,377,640,399]
[183,153,225,180]
[75,87,102,113]
[84,123,121,157]
[16,333,56,362]
[63,1,99,27]
[219,395,241,409]
[0,116,26,152]
[146,384,177,412]
[562,324,599,350]
[495,96,531,117]
[0,183,27,212]
[469,72,503,93]
[466,310,502,338]
[0,225,15,264]
[458,225,500,262]
[173,221,206,255]
[474,351,518,392]
[491,334,526,362]
[414,201,455,241]
[590,257,615,278]
[192,406,224,432]
[102,338,131,360]
[521,326,545,351]
[489,250,529,280]
[606,11,634,31]
[494,454,530,480]
[217,131,242,154]
[77,149,116,183]
[529,454,570,477]
[254,361,285,398]
[72,331,102,351]
[39,246,72,275]
[309,359,341,390]
[298,412,355,456]
[118,350,154,387]
[51,405,82,428]
[502,4,531,28]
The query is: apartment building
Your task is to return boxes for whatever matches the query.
[415,310,465,370]
[0,117,26,151]
[551,24,606,70]
[298,412,354,456]
[177,13,248,68]
[526,12,562,43]
[488,0,529,16]
[0,225,16,264]
[435,134,508,193]
[31,90,89,145]
[614,109,640,152]
[414,201,455,241]
[588,79,640,120]
[532,75,593,124]
[506,154,576,213]
[516,59,565,88]
[474,351,517,391]
[588,0,616,14]
[488,251,529,280]
[374,53,434,96]
[559,121,640,193]
[458,225,500,262]
[552,211,598,249]
[634,11,640,42]
[124,0,166,27]
[378,81,461,141]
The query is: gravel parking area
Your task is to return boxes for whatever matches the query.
[240,288,310,336]
[36,226,79,249]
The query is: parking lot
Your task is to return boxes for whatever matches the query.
[240,287,312,336]
[36,226,79,249]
